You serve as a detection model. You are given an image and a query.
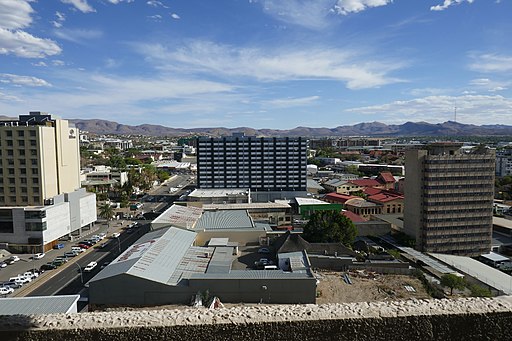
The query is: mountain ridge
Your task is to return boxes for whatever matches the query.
[68,118,512,137]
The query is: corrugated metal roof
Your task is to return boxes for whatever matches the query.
[0,295,79,315]
[206,247,233,274]
[295,197,330,206]
[430,253,512,295]
[190,270,312,280]
[203,202,291,210]
[90,227,200,285]
[151,204,203,229]
[195,210,254,230]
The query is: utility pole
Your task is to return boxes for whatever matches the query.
[76,263,83,284]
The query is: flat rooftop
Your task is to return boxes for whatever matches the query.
[189,188,250,198]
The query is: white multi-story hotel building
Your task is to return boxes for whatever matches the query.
[0,112,96,252]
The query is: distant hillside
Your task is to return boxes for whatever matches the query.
[70,118,512,137]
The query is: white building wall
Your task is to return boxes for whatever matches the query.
[80,192,97,227]
[42,202,71,244]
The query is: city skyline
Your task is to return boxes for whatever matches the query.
[1,0,512,129]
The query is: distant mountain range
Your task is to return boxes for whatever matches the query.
[2,115,512,137]
[69,119,512,137]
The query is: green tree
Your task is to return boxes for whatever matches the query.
[303,210,357,245]
[440,274,465,295]
[98,203,115,227]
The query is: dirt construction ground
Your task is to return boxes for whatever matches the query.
[315,270,431,304]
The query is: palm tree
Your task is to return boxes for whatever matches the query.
[98,203,115,228]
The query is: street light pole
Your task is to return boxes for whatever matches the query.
[75,263,83,284]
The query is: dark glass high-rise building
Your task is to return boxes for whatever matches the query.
[197,135,307,192]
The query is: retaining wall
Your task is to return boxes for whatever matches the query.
[1,297,512,341]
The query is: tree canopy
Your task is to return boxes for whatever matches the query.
[303,210,357,245]
[440,274,465,295]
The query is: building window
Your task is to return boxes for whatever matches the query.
[18,140,25,147]
[9,196,16,202]
[7,150,13,156]
[33,178,38,184]
[21,196,28,202]
[33,196,39,203]
[30,150,37,156]
[18,131,24,137]
[31,159,37,166]
[30,140,37,147]
[25,222,47,231]
[7,140,13,147]
[6,131,12,137]
[20,169,26,175]
[30,130,36,137]
[31,168,38,175]
[8,169,14,175]
[8,178,15,184]
[25,211,46,219]
[19,159,26,166]
[19,150,25,156]
[33,187,40,193]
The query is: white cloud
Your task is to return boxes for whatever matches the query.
[346,94,512,124]
[264,96,320,108]
[107,0,135,4]
[253,0,393,29]
[431,0,475,11]
[0,0,33,30]
[0,91,22,102]
[136,41,404,89]
[147,0,168,8]
[0,73,51,87]
[32,61,48,67]
[469,78,509,92]
[54,28,103,43]
[0,1,61,58]
[61,0,96,13]
[52,60,66,66]
[148,14,162,21]
[51,11,66,28]
[469,53,512,73]
[170,13,180,20]
[0,28,61,58]
[333,0,393,15]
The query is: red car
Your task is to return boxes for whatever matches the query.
[77,244,90,249]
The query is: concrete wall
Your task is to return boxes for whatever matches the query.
[2,297,512,341]
[355,220,390,236]
[188,277,316,304]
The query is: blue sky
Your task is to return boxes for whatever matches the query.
[0,0,511,129]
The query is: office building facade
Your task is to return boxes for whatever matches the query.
[496,149,512,177]
[0,112,96,252]
[197,135,307,197]
[404,143,495,256]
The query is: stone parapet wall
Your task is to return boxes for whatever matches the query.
[2,297,512,341]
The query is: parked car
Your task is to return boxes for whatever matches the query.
[0,286,14,295]
[79,241,94,246]
[23,271,39,279]
[111,232,121,238]
[0,262,7,268]
[5,256,20,264]
[2,280,22,289]
[84,261,97,272]
[40,263,57,271]
[100,261,111,269]
[9,275,31,284]
[63,251,77,258]
[77,243,91,249]
[258,247,270,254]
[52,259,66,267]
[98,232,107,239]
[32,252,45,259]
[53,243,65,249]
[72,246,86,253]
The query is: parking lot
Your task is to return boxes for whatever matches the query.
[231,245,276,270]
[0,221,130,298]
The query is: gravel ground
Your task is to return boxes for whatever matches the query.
[315,271,431,304]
